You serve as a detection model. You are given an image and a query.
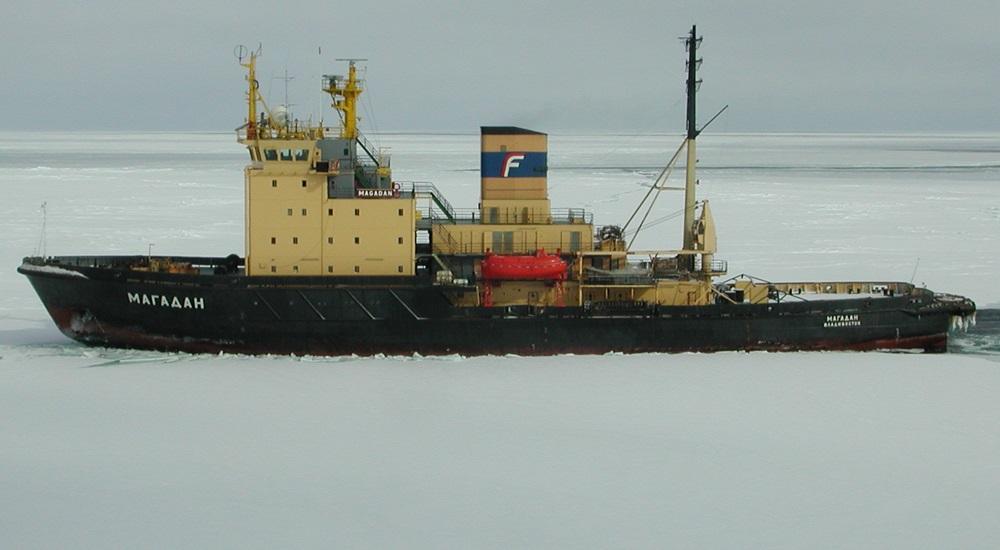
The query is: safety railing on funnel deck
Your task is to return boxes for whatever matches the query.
[420,208,592,226]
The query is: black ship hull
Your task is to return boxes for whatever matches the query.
[20,256,975,356]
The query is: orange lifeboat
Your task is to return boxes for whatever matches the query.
[481,249,567,281]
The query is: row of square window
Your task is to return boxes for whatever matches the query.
[270,237,406,245]
[269,182,406,217]
[269,265,406,273]
[285,208,406,216]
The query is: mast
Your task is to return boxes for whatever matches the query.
[277,68,295,130]
[239,48,260,140]
[324,59,365,139]
[682,25,702,260]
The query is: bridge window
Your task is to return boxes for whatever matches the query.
[264,149,278,161]
[280,149,293,161]
[295,149,310,161]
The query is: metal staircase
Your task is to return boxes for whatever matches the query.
[412,183,456,222]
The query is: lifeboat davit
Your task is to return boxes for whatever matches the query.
[481,249,567,281]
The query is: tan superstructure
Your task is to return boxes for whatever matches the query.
[237,51,415,276]
[233,48,730,309]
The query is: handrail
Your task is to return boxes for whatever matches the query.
[434,222,460,248]
[408,182,456,222]
[356,131,380,166]
[235,124,325,142]
[717,274,918,296]
[694,257,728,274]
[422,207,593,225]
[430,235,591,256]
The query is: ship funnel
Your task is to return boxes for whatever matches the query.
[479,127,551,225]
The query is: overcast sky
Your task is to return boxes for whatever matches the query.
[4,0,998,132]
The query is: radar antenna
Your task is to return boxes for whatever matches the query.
[272,68,295,129]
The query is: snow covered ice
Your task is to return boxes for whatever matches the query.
[2,131,1000,548]
[3,352,1000,548]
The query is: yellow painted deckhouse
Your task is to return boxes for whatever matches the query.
[234,43,733,309]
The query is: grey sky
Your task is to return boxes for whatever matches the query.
[4,0,998,132]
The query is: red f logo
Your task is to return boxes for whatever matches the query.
[502,153,525,177]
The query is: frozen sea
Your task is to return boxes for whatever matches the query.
[2,131,1000,548]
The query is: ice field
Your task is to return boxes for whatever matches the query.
[2,131,1000,548]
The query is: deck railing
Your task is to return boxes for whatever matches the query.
[420,207,592,226]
